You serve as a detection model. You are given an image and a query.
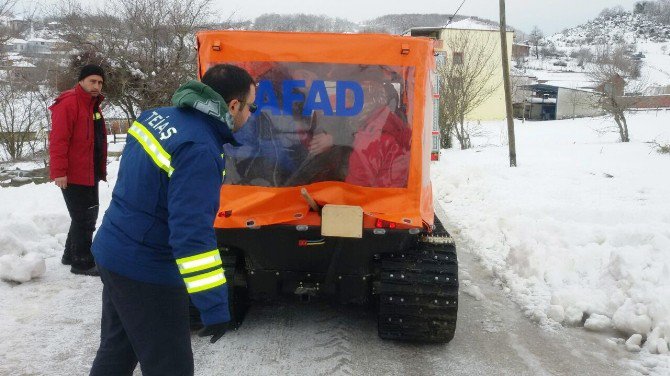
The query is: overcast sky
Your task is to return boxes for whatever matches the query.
[17,0,641,35]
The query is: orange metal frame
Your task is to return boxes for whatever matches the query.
[196,31,436,230]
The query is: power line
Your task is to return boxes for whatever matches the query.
[445,0,468,27]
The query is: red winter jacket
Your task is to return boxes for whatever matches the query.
[49,84,107,186]
[345,106,412,188]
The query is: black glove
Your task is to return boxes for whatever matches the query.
[197,322,227,343]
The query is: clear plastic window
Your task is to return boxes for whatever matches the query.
[222,62,414,188]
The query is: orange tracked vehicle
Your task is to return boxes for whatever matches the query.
[197,30,457,342]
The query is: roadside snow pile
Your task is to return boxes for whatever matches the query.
[433,112,670,358]
[0,186,68,282]
[0,253,45,282]
[0,162,118,283]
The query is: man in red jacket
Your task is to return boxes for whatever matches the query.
[49,64,107,276]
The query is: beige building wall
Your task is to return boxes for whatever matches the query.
[556,88,603,119]
[436,28,514,121]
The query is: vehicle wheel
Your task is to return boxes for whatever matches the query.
[221,252,249,330]
[375,241,458,343]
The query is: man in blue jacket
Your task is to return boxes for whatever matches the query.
[90,64,256,375]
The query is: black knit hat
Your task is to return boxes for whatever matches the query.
[78,64,105,82]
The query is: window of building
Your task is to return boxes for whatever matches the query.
[453,52,464,65]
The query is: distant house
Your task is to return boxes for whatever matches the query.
[4,38,28,53]
[24,37,66,55]
[0,54,39,85]
[591,75,670,110]
[405,18,514,121]
[8,19,30,33]
[4,36,66,55]
[516,83,603,120]
[512,43,531,59]
[644,85,670,96]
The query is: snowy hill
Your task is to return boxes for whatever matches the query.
[549,11,670,47]
[518,7,670,89]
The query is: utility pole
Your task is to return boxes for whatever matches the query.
[499,0,517,167]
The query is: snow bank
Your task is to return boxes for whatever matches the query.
[433,112,670,358]
[0,162,118,283]
[0,253,45,282]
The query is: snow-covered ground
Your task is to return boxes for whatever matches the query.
[637,41,670,86]
[0,112,669,374]
[433,111,670,373]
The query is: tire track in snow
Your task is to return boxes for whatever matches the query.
[312,310,354,376]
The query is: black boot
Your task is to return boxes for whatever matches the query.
[61,236,73,265]
[69,204,99,276]
[71,264,100,276]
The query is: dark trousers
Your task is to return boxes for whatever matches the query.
[62,183,99,269]
[90,267,194,376]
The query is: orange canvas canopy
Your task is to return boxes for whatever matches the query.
[197,30,435,229]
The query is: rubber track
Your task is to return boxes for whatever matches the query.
[221,254,248,329]
[376,243,458,343]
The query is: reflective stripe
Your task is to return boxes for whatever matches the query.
[128,121,174,177]
[175,249,222,275]
[183,268,226,293]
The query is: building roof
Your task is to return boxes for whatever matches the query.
[404,17,514,35]
[7,38,27,44]
[444,18,513,32]
[11,61,36,68]
[521,83,596,94]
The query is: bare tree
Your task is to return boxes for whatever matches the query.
[0,0,18,51]
[54,0,214,120]
[436,30,501,149]
[252,13,356,32]
[570,48,594,68]
[528,26,543,59]
[510,75,535,121]
[589,45,645,142]
[0,79,49,161]
[650,139,670,154]
[599,5,627,19]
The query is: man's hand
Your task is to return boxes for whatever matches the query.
[197,322,227,343]
[308,133,334,155]
[54,176,67,189]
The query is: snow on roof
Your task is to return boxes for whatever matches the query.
[7,38,27,44]
[444,18,501,32]
[11,61,36,68]
[540,81,597,92]
[527,70,597,91]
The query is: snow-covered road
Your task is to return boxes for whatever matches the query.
[1,112,669,375]
[0,238,639,376]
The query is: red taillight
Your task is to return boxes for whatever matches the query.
[218,210,233,218]
[375,219,398,229]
